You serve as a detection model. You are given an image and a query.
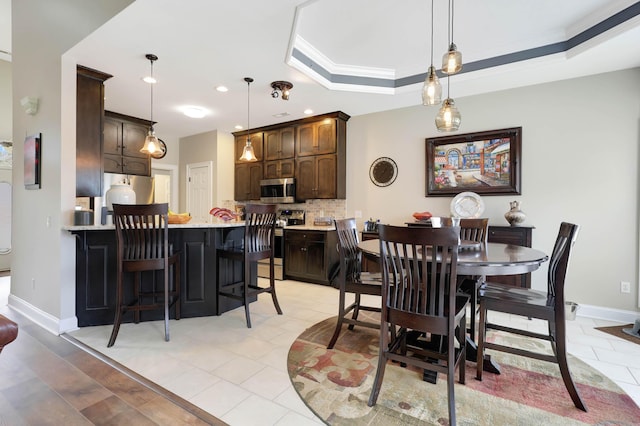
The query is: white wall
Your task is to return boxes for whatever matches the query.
[347,68,640,313]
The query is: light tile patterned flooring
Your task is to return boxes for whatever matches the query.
[4,276,640,424]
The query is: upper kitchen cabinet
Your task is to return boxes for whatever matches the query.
[234,161,263,201]
[103,111,152,176]
[297,119,337,157]
[265,127,295,160]
[234,133,264,163]
[76,65,112,197]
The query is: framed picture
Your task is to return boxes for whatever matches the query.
[425,127,521,196]
[24,133,41,190]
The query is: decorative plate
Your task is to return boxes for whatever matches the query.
[450,192,485,218]
[369,157,398,187]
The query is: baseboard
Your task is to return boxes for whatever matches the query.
[577,304,640,323]
[7,294,78,335]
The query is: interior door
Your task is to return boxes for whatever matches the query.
[186,161,212,223]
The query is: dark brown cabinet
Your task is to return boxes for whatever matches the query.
[265,127,295,160]
[361,231,380,273]
[296,154,338,200]
[103,111,152,176]
[234,161,263,201]
[232,112,349,202]
[487,225,534,288]
[76,65,112,197]
[284,229,339,285]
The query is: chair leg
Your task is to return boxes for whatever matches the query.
[348,294,361,331]
[244,260,252,328]
[554,319,588,411]
[459,313,466,385]
[108,273,124,348]
[327,283,346,349]
[163,267,170,342]
[134,272,141,324]
[269,256,282,315]
[447,361,457,426]
[476,301,487,381]
[368,320,389,407]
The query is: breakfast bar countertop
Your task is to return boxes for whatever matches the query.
[63,221,245,232]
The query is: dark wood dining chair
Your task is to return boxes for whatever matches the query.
[476,222,587,412]
[108,203,181,347]
[445,218,489,341]
[216,203,281,328]
[368,224,469,426]
[327,218,382,349]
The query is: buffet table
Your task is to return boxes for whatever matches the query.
[65,222,251,326]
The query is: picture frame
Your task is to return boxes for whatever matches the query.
[24,133,41,190]
[425,127,521,196]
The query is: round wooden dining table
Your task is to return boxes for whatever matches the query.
[357,238,549,376]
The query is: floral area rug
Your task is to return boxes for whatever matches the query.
[287,315,640,425]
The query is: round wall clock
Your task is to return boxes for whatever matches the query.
[369,157,398,187]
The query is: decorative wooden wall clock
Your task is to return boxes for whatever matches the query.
[369,157,398,187]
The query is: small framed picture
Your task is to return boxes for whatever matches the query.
[24,133,41,190]
[425,127,521,196]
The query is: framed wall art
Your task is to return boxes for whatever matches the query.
[24,133,41,190]
[425,127,521,196]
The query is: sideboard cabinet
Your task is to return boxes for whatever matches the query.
[284,229,339,285]
[487,225,534,288]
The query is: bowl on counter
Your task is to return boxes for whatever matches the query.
[168,214,192,224]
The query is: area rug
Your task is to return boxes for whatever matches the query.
[287,316,640,425]
[595,324,640,346]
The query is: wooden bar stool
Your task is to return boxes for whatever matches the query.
[108,203,181,347]
[216,203,281,328]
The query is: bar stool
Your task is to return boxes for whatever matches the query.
[108,203,181,347]
[216,203,281,328]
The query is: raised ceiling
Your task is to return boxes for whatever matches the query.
[6,0,640,140]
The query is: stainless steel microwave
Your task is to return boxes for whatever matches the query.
[260,178,295,203]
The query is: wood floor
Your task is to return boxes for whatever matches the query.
[0,307,226,425]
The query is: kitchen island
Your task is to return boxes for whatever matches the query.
[65,221,252,326]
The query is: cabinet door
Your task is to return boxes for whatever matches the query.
[264,130,280,161]
[264,159,295,179]
[284,232,307,277]
[122,156,150,176]
[296,156,316,200]
[122,121,149,158]
[234,162,263,201]
[297,120,336,156]
[103,116,121,156]
[315,154,337,198]
[280,127,295,158]
[104,153,122,174]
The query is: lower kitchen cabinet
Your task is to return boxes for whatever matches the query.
[284,229,339,285]
[487,225,534,288]
[72,226,248,326]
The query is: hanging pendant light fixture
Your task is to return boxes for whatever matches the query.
[140,54,167,159]
[422,0,441,106]
[238,77,258,162]
[441,0,462,75]
[435,75,461,132]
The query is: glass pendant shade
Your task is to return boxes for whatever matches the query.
[442,43,462,74]
[422,66,442,105]
[239,139,257,162]
[140,130,160,154]
[435,98,461,132]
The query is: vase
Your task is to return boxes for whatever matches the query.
[504,200,526,226]
[106,183,136,211]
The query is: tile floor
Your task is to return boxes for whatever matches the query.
[3,276,640,425]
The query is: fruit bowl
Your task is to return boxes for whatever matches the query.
[168,214,192,224]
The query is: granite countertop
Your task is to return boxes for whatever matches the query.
[63,221,245,231]
[283,224,336,231]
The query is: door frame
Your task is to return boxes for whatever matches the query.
[151,163,179,211]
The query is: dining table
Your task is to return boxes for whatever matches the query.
[357,238,549,377]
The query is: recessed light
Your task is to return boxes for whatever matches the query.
[216,86,229,92]
[273,112,290,118]
[304,109,314,115]
[182,106,207,118]
[235,125,244,130]
[142,76,157,84]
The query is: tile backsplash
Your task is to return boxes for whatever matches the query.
[225,199,347,224]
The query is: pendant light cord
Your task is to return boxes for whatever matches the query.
[429,0,434,65]
[247,79,251,143]
[149,59,154,128]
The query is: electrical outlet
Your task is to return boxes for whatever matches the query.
[621,281,631,293]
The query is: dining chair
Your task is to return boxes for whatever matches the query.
[216,203,281,328]
[108,203,181,348]
[368,224,469,426]
[476,222,587,412]
[445,217,489,341]
[326,218,382,349]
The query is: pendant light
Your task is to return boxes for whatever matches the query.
[140,54,167,159]
[441,0,462,75]
[422,0,441,106]
[238,77,258,162]
[435,75,461,132]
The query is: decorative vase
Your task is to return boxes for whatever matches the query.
[504,200,526,226]
[106,183,136,210]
